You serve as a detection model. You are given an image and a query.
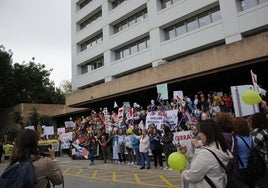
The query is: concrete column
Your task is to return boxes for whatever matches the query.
[102,1,113,83]
[219,0,243,44]
[147,0,164,67]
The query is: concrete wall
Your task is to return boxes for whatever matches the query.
[66,31,268,107]
[0,103,88,133]
[71,0,268,90]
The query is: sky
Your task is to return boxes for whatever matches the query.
[0,0,71,87]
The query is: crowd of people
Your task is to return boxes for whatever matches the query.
[67,91,268,187]
[1,90,267,188]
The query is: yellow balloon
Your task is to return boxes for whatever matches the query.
[242,89,262,105]
[168,152,187,171]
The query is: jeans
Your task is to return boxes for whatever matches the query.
[140,151,150,168]
[134,147,141,165]
[88,148,94,162]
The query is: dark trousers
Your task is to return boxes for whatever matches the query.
[152,149,163,167]
[101,144,112,162]
[88,148,94,162]
[118,152,126,162]
[126,147,134,163]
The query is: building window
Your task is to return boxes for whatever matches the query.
[164,7,221,41]
[113,8,148,34]
[112,0,127,9]
[161,0,181,9]
[80,33,103,52]
[211,8,221,22]
[186,18,198,32]
[81,56,104,75]
[79,11,102,30]
[240,0,267,11]
[115,36,150,60]
[77,0,92,10]
[175,23,187,36]
[198,12,210,28]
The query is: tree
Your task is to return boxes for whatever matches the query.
[13,111,24,129]
[0,47,65,107]
[28,108,39,130]
[60,80,72,95]
[0,47,15,107]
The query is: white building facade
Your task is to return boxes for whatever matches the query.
[69,0,268,107]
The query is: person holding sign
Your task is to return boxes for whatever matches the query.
[180,119,232,188]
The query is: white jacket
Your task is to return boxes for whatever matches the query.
[181,142,232,188]
[134,134,150,153]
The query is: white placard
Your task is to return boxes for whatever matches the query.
[25,126,35,130]
[230,85,259,117]
[57,128,65,135]
[43,126,54,135]
[64,121,75,128]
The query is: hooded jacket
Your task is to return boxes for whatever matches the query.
[182,142,232,188]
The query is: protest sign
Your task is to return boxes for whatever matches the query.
[173,130,194,152]
[25,126,35,130]
[157,83,168,100]
[59,132,73,149]
[65,121,75,128]
[43,126,54,135]
[145,110,178,130]
[57,127,65,135]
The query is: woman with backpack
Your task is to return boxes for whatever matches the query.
[9,129,63,188]
[214,112,239,172]
[232,117,254,188]
[180,119,232,188]
[247,112,268,187]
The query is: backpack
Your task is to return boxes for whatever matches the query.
[238,136,267,182]
[0,160,35,188]
[204,148,249,188]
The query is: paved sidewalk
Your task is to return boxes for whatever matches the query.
[57,156,182,176]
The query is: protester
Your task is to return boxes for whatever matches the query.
[10,129,63,187]
[98,128,112,163]
[111,127,119,164]
[232,117,254,188]
[149,125,163,169]
[132,127,141,166]
[214,112,238,172]
[180,119,232,188]
[117,128,126,164]
[247,112,268,188]
[125,128,134,165]
[3,141,13,161]
[134,128,150,169]
[86,131,96,165]
[247,112,268,161]
[161,124,175,170]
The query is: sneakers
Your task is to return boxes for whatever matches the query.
[89,162,95,166]
[163,167,169,170]
[131,162,134,165]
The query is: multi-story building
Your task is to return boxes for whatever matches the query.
[68,0,268,109]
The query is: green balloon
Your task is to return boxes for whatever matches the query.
[168,152,187,171]
[242,89,262,105]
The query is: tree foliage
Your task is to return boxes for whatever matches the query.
[60,80,72,95]
[0,47,65,107]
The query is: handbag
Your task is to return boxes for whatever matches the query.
[204,148,248,188]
